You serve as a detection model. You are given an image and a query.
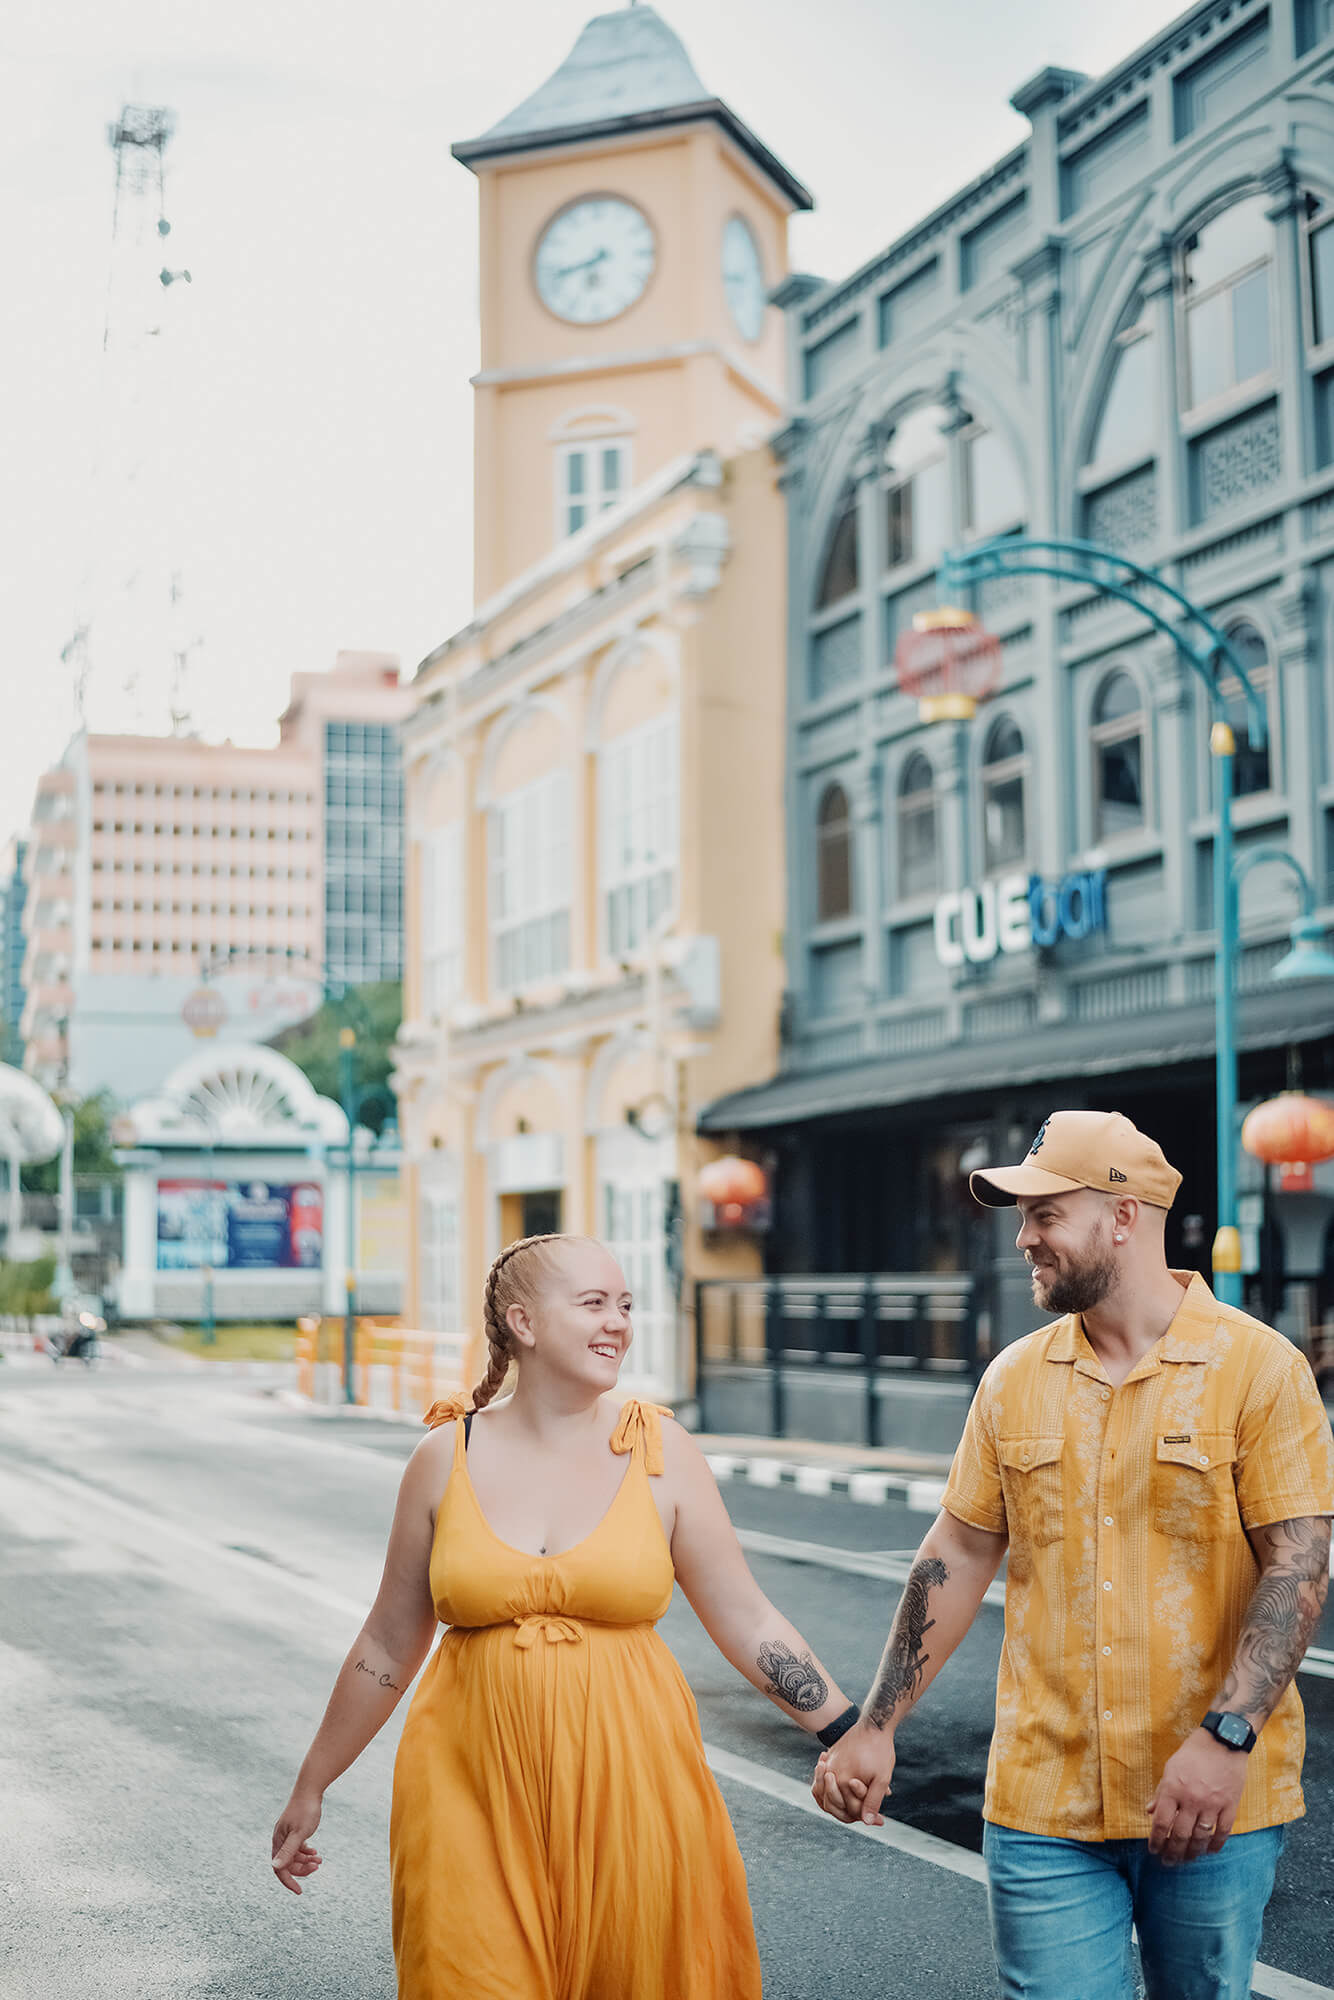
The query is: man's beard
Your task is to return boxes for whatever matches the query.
[1032,1242,1117,1315]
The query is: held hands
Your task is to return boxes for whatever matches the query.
[271,1790,325,1895]
[1146,1728,1249,1864]
[810,1721,897,1826]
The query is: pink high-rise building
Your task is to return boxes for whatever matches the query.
[20,653,412,1098]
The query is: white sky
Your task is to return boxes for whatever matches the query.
[1,0,1185,847]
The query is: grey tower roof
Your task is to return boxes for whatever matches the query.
[452,5,812,210]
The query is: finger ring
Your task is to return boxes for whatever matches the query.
[1198,1822,1216,1831]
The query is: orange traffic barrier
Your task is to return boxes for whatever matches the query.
[293,1314,470,1413]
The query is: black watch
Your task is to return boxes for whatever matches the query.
[1202,1709,1256,1753]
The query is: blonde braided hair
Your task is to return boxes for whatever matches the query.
[472,1232,599,1410]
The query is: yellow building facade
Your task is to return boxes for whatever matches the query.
[395,5,811,1400]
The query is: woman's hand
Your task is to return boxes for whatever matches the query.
[272,1791,324,1895]
[812,1722,897,1826]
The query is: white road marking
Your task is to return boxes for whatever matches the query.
[908,1477,948,1513]
[5,1421,1331,2000]
[703,1745,1334,2000]
[745,1458,785,1487]
[736,1526,1007,1608]
[848,1472,893,1505]
[794,1465,834,1496]
[703,1740,986,1882]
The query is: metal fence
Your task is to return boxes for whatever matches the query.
[694,1273,981,1445]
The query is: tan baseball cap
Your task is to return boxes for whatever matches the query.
[969,1110,1182,1210]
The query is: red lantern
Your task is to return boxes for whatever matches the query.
[894,607,1002,722]
[698,1155,768,1228]
[1240,1094,1334,1166]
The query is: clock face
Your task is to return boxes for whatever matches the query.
[722,215,766,342]
[534,197,656,325]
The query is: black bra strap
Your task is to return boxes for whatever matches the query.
[464,1413,473,1445]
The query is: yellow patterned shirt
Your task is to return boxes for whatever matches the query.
[940,1271,1334,1840]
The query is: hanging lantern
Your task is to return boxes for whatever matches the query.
[1240,1093,1334,1167]
[698,1155,769,1229]
[894,607,1002,723]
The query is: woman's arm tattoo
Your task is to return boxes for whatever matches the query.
[757,1640,829,1713]
[354,1656,403,1693]
[866,1556,949,1728]
[1216,1518,1330,1725]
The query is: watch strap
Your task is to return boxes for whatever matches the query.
[1203,1708,1257,1752]
[816,1702,861,1748]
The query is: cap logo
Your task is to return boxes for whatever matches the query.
[1029,1120,1049,1156]
[1109,1167,1127,1183]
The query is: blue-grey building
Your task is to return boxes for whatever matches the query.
[0,837,27,1069]
[702,0,1334,1351]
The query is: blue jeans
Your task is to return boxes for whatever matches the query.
[983,1821,1285,2000]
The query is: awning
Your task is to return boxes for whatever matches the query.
[698,982,1334,1134]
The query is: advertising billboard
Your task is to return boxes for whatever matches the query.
[156,1178,323,1271]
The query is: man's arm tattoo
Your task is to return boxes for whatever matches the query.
[866,1556,949,1729]
[1215,1518,1330,1726]
[756,1640,829,1713]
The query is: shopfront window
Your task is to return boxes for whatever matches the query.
[1091,670,1146,839]
[896,752,940,900]
[1180,198,1273,411]
[980,717,1027,873]
[816,782,854,921]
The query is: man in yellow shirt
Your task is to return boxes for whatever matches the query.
[812,1110,1334,2000]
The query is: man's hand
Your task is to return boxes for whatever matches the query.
[811,1721,897,1826]
[1147,1727,1249,1864]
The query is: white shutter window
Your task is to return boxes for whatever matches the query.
[600,717,678,957]
[490,772,572,994]
[423,823,462,1019]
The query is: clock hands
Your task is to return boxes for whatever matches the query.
[553,247,610,281]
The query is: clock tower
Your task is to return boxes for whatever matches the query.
[452,4,812,600]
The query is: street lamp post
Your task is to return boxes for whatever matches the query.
[938,535,1273,1307]
[339,1026,358,1405]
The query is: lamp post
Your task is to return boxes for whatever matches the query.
[338,1025,358,1405]
[938,535,1273,1308]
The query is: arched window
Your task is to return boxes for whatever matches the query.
[1304,193,1334,353]
[816,782,853,921]
[964,426,1024,535]
[1091,670,1145,839]
[1222,621,1273,796]
[1088,306,1157,470]
[980,717,1027,873]
[896,752,940,899]
[553,410,633,540]
[1180,198,1273,411]
[815,487,859,609]
[884,404,949,571]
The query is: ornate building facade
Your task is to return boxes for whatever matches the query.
[703,0,1334,1349]
[395,6,810,1398]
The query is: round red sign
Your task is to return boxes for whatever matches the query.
[182,986,228,1038]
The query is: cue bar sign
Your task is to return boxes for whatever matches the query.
[933,868,1108,967]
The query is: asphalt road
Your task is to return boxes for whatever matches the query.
[1,1364,1331,2000]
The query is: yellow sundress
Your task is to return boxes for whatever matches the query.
[389,1396,763,1999]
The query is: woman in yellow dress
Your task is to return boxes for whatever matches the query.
[271,1232,858,1998]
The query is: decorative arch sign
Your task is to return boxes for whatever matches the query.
[933,868,1108,967]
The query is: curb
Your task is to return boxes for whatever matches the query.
[705,1452,947,1514]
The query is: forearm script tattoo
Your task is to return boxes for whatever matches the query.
[355,1657,403,1693]
[1216,1518,1330,1726]
[867,1556,949,1728]
[757,1640,829,1713]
